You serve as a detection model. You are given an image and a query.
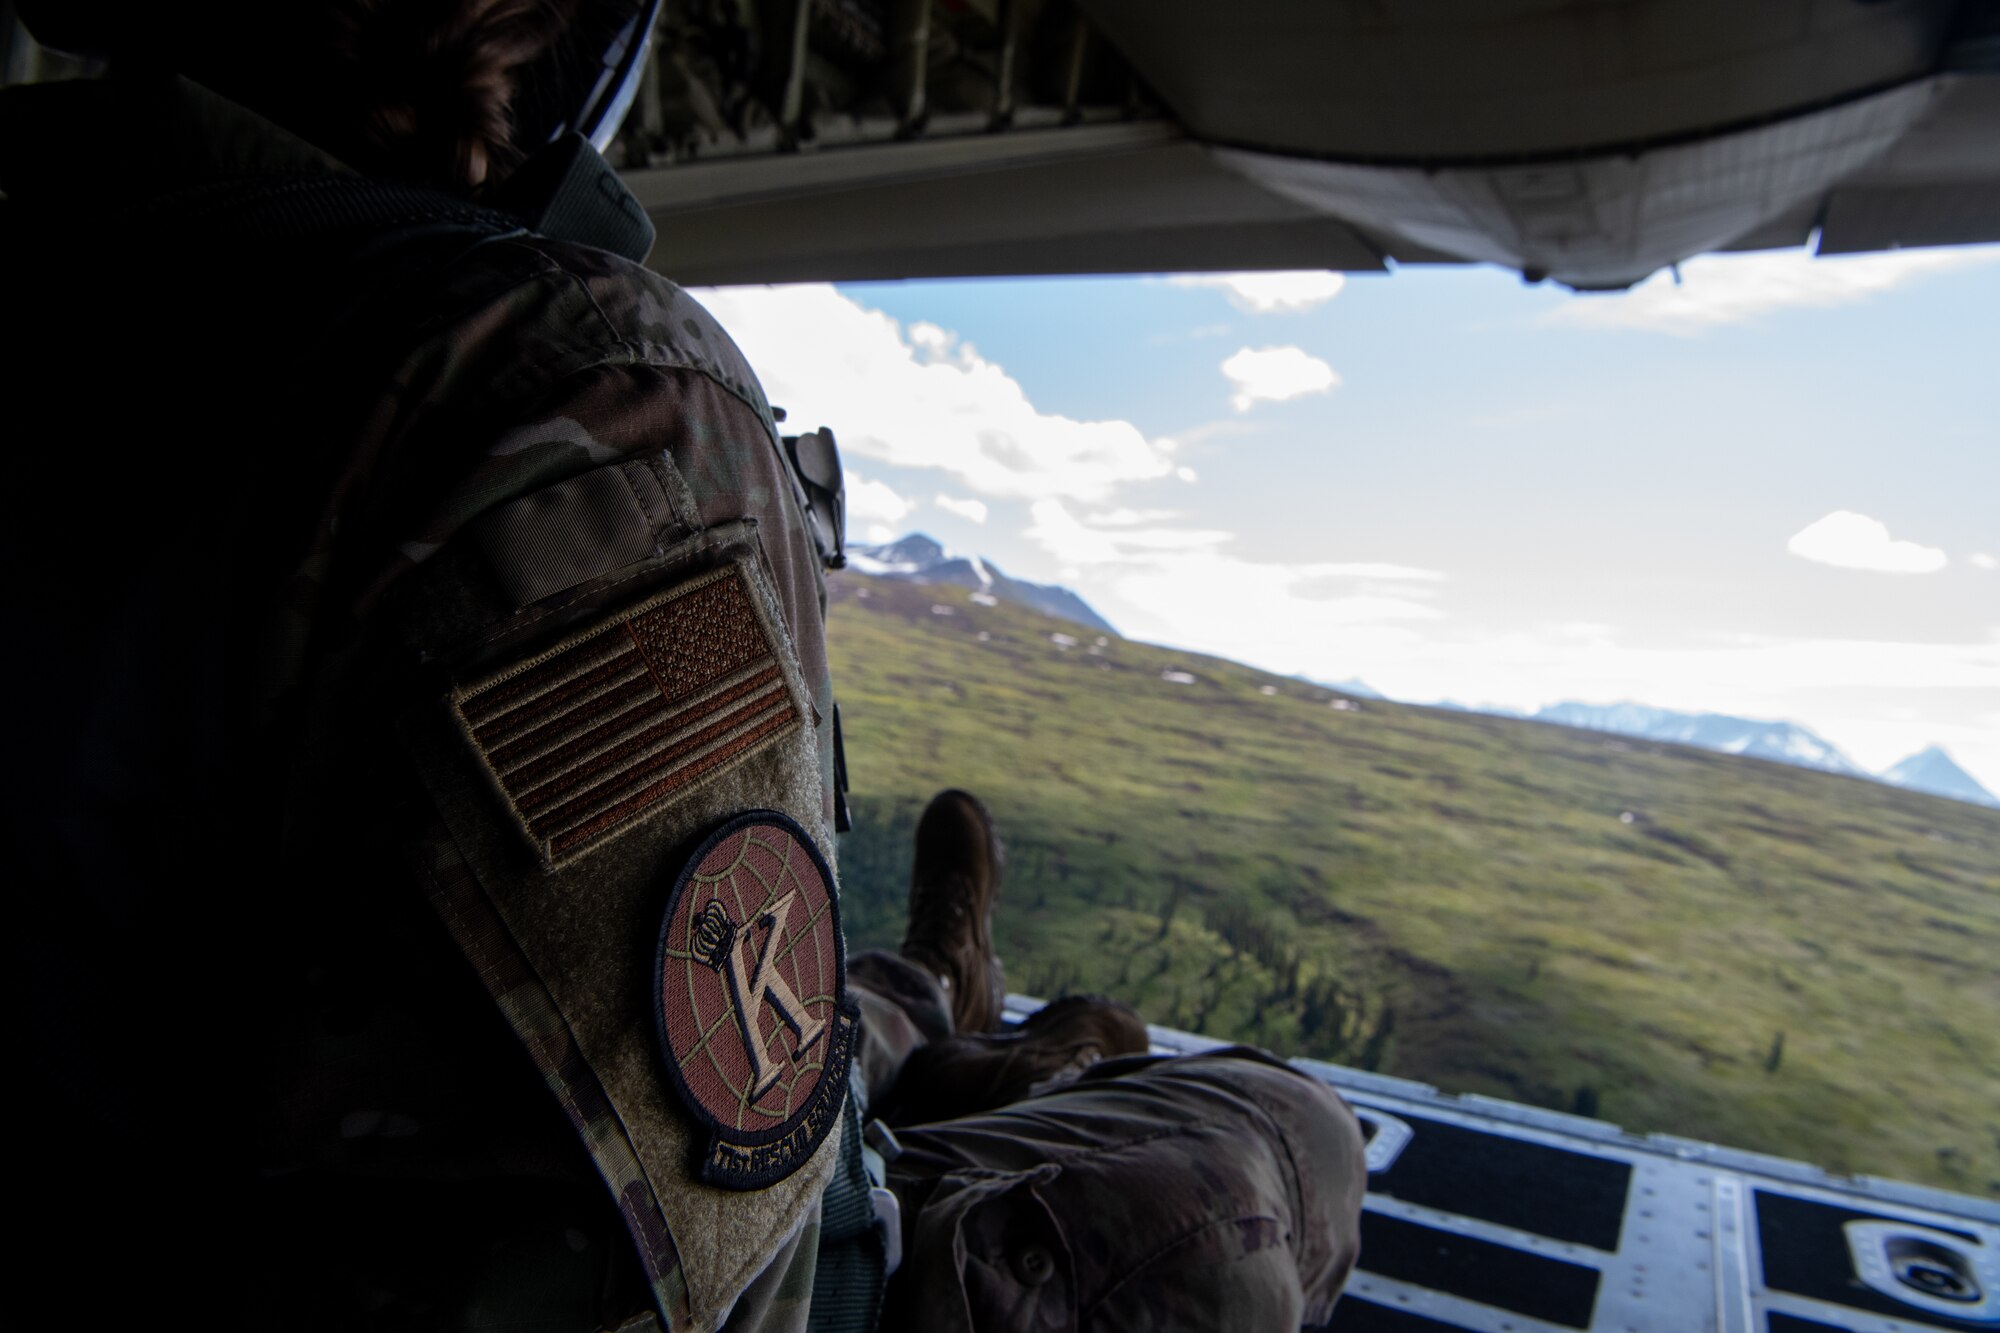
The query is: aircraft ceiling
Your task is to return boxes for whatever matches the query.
[617,0,2000,291]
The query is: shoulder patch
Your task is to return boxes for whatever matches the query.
[449,563,805,868]
[655,811,857,1190]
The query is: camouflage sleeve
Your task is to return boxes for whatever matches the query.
[719,1197,822,1333]
[471,356,838,830]
[268,237,835,826]
[300,242,850,1331]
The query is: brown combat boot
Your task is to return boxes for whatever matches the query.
[900,789,1006,1036]
[874,994,1152,1126]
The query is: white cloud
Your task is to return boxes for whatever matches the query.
[1390,632,2000,704]
[1220,345,1340,412]
[845,470,913,532]
[1787,510,1948,574]
[907,321,953,356]
[1023,502,1444,668]
[1972,553,1998,571]
[1169,270,1347,313]
[1023,502,1442,589]
[1155,419,1262,452]
[1010,502,2000,791]
[689,284,1175,502]
[1090,507,1183,527]
[1298,563,1446,584]
[1011,508,1999,795]
[1542,245,2000,336]
[935,493,989,524]
[1090,592,2000,793]
[1025,500,1230,566]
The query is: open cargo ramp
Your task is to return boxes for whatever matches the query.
[1003,996,2000,1333]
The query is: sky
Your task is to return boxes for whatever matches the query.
[691,245,2000,793]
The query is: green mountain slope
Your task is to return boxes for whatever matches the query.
[825,573,2000,1194]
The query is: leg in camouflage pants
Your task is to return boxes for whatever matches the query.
[845,797,1367,1331]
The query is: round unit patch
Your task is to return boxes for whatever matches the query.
[655,810,857,1190]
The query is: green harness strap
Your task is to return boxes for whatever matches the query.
[810,1077,890,1333]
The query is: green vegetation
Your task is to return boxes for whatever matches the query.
[827,574,2000,1195]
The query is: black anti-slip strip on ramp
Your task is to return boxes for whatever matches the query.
[1768,1312,1856,1333]
[1324,1298,1478,1332]
[1756,1191,1983,1331]
[1369,1113,1631,1251]
[1355,1213,1601,1329]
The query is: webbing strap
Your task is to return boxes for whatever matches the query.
[809,1088,888,1333]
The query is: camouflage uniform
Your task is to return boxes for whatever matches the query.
[2,73,1364,1332]
[886,1048,1365,1330]
[844,959,1366,1332]
[6,72,836,1331]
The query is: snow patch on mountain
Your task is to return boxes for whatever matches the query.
[1530,702,1869,777]
[846,533,1116,634]
[1879,746,1999,808]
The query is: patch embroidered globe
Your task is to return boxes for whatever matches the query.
[654,811,856,1189]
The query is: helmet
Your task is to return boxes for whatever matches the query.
[521,0,660,152]
[17,0,662,179]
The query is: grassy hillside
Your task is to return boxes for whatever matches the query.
[825,573,2000,1195]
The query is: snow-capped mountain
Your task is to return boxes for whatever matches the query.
[1879,746,1999,808]
[846,534,1116,634]
[1529,702,1869,777]
[1428,699,1527,717]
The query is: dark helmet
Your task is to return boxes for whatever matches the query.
[17,0,662,177]
[516,0,661,152]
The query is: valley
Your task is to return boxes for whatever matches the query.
[826,571,2000,1195]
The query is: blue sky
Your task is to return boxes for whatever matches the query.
[694,246,2000,791]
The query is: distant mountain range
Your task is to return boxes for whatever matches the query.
[1294,689,1994,811]
[846,534,1116,634]
[1499,700,1994,809]
[841,537,1995,810]
[1320,692,1995,809]
[1532,702,1866,775]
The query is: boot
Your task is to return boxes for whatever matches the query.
[874,994,1152,1126]
[900,789,1006,1036]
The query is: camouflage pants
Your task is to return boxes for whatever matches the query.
[848,957,1367,1331]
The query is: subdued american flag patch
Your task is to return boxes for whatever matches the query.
[450,564,805,868]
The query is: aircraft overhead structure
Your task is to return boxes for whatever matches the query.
[7,0,1996,287]
[596,0,2000,290]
